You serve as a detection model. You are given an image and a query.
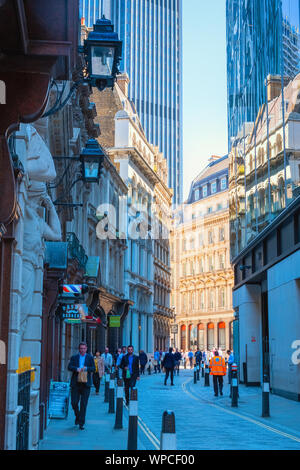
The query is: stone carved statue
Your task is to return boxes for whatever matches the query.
[20,125,61,338]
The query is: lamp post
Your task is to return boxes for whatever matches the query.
[84,16,123,91]
[53,139,105,206]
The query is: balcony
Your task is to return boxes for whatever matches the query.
[66,232,88,270]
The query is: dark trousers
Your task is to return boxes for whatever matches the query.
[164,368,174,385]
[124,377,137,404]
[71,383,91,426]
[213,375,224,396]
[175,361,180,375]
[93,373,100,393]
[140,365,146,375]
[154,363,161,373]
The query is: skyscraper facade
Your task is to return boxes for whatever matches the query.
[79,0,183,204]
[226,0,300,149]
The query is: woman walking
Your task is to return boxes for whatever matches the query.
[93,351,104,394]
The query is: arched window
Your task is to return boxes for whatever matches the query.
[207,323,214,350]
[190,325,197,348]
[218,322,226,350]
[198,324,204,350]
[181,325,187,351]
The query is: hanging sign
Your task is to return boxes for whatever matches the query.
[109,316,121,327]
[61,304,88,323]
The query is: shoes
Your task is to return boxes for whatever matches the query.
[220,392,223,396]
[164,383,167,386]
[171,383,174,386]
[79,425,84,430]
[214,394,218,397]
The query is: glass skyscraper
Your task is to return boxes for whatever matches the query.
[79,0,183,204]
[226,0,300,148]
[227,0,300,259]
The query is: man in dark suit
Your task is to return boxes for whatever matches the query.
[162,347,175,386]
[120,345,140,406]
[68,342,95,430]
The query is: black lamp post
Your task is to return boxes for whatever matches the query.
[80,138,105,183]
[84,16,123,91]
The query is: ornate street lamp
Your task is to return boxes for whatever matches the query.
[84,17,123,90]
[80,139,105,183]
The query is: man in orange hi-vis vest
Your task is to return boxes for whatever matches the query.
[209,350,226,397]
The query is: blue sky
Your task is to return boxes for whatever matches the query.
[182,0,228,200]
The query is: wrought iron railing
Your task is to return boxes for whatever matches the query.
[66,232,88,270]
[16,370,31,450]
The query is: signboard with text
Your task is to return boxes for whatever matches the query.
[109,316,121,328]
[61,304,88,324]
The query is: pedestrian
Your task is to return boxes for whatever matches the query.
[195,349,202,365]
[93,350,104,394]
[173,348,182,376]
[227,349,234,384]
[209,350,226,397]
[188,349,194,369]
[154,348,161,373]
[68,342,95,430]
[139,350,148,375]
[101,347,113,373]
[182,350,186,369]
[120,345,140,406]
[162,347,175,386]
[116,345,127,379]
[114,348,121,367]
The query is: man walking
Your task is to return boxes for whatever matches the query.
[68,342,95,430]
[209,350,226,397]
[154,348,161,373]
[188,349,194,369]
[173,348,182,376]
[116,346,127,379]
[101,347,113,373]
[120,345,140,406]
[162,347,175,386]
[139,350,148,375]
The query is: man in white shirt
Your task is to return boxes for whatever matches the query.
[101,347,113,373]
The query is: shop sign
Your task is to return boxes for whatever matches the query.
[61,304,88,324]
[109,316,121,328]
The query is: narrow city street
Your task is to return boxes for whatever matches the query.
[40,369,300,451]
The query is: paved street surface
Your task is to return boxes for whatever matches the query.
[40,368,300,450]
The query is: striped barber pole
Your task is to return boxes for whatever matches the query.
[62,285,82,294]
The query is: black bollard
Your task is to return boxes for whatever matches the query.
[127,388,138,450]
[197,364,200,381]
[204,363,210,386]
[160,411,176,450]
[262,373,270,418]
[104,373,110,403]
[194,366,197,384]
[114,379,123,429]
[231,363,238,407]
[108,373,115,414]
[201,361,205,378]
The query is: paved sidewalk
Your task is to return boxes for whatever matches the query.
[39,368,300,450]
[39,385,154,451]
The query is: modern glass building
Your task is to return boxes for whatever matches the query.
[226,0,300,258]
[226,0,300,149]
[79,0,183,204]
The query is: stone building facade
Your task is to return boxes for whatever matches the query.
[171,156,234,352]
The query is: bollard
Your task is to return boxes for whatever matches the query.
[197,364,200,381]
[127,388,138,450]
[194,366,197,384]
[104,373,110,403]
[204,363,210,386]
[201,361,205,378]
[148,361,152,375]
[262,373,270,418]
[231,363,238,407]
[108,373,115,414]
[114,379,124,429]
[160,411,176,450]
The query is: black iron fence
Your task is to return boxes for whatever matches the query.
[16,370,31,450]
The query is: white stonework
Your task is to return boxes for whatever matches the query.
[5,124,61,449]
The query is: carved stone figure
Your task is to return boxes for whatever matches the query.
[20,125,61,338]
